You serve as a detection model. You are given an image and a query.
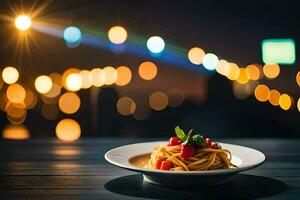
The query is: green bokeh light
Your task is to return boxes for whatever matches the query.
[262,39,296,64]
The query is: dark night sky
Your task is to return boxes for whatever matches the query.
[0,0,300,138]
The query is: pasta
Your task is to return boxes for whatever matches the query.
[147,126,236,171]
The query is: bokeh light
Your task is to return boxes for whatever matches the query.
[50,73,63,88]
[226,63,240,80]
[116,97,136,116]
[268,89,280,106]
[41,104,59,120]
[102,66,118,85]
[6,102,27,124]
[188,47,205,65]
[80,70,92,89]
[296,71,300,87]
[138,61,158,80]
[35,75,53,94]
[108,26,128,44]
[41,95,59,105]
[149,92,168,111]
[24,89,38,109]
[236,68,250,84]
[2,66,19,84]
[147,36,165,53]
[59,92,81,114]
[167,89,185,107]
[56,118,81,142]
[246,64,261,80]
[263,64,280,79]
[216,60,230,76]
[2,124,30,140]
[202,53,218,71]
[90,68,105,87]
[254,84,270,102]
[297,98,300,112]
[44,83,61,98]
[15,15,31,31]
[65,73,82,91]
[63,26,82,43]
[279,94,292,110]
[62,68,80,88]
[6,84,26,103]
[115,66,132,86]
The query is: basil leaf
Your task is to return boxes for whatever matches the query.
[175,126,186,141]
[182,129,194,145]
[191,134,205,146]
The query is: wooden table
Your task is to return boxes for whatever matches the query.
[0,138,299,199]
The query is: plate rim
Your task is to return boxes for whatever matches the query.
[104,141,265,175]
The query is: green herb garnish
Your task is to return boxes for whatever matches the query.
[175,126,186,141]
[175,126,205,146]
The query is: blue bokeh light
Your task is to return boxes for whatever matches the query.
[63,26,82,44]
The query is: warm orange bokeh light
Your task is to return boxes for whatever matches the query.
[6,84,26,103]
[246,64,260,80]
[56,118,81,142]
[216,60,230,76]
[44,83,61,98]
[49,73,63,88]
[108,26,128,44]
[279,94,292,110]
[35,75,53,94]
[226,63,240,80]
[65,73,82,92]
[263,64,280,79]
[59,92,81,114]
[80,70,92,89]
[102,66,118,85]
[268,89,280,106]
[167,89,185,107]
[236,68,250,84]
[24,89,37,109]
[296,71,300,87]
[115,66,132,86]
[2,66,19,84]
[116,97,136,116]
[2,124,30,140]
[62,68,80,88]
[138,61,158,80]
[254,84,270,102]
[6,102,27,124]
[188,47,205,65]
[90,68,105,87]
[149,92,168,111]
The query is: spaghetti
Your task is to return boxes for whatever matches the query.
[147,126,236,171]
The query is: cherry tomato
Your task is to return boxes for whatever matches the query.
[205,138,212,147]
[180,145,195,160]
[155,158,163,169]
[211,143,219,149]
[169,137,181,146]
[160,161,172,170]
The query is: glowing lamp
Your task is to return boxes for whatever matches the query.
[147,36,165,53]
[15,15,31,31]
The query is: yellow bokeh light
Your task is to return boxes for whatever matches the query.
[167,89,185,107]
[149,92,168,111]
[236,68,250,84]
[254,84,270,102]
[116,97,136,116]
[296,71,300,87]
[115,66,132,86]
[2,66,19,84]
[297,98,300,112]
[108,26,128,44]
[138,61,158,80]
[263,64,280,79]
[65,73,82,91]
[246,64,260,80]
[24,90,37,109]
[90,68,105,87]
[226,63,240,80]
[15,15,31,31]
[59,92,81,114]
[62,68,80,88]
[188,47,205,65]
[102,66,118,85]
[56,118,81,142]
[216,60,230,76]
[41,104,59,120]
[6,84,26,103]
[35,75,53,94]
[2,124,30,140]
[279,94,292,110]
[80,70,92,89]
[268,89,280,106]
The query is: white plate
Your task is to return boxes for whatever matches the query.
[105,141,265,187]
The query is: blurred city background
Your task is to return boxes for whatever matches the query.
[0,0,300,141]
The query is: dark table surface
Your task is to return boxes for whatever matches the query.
[0,138,299,200]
